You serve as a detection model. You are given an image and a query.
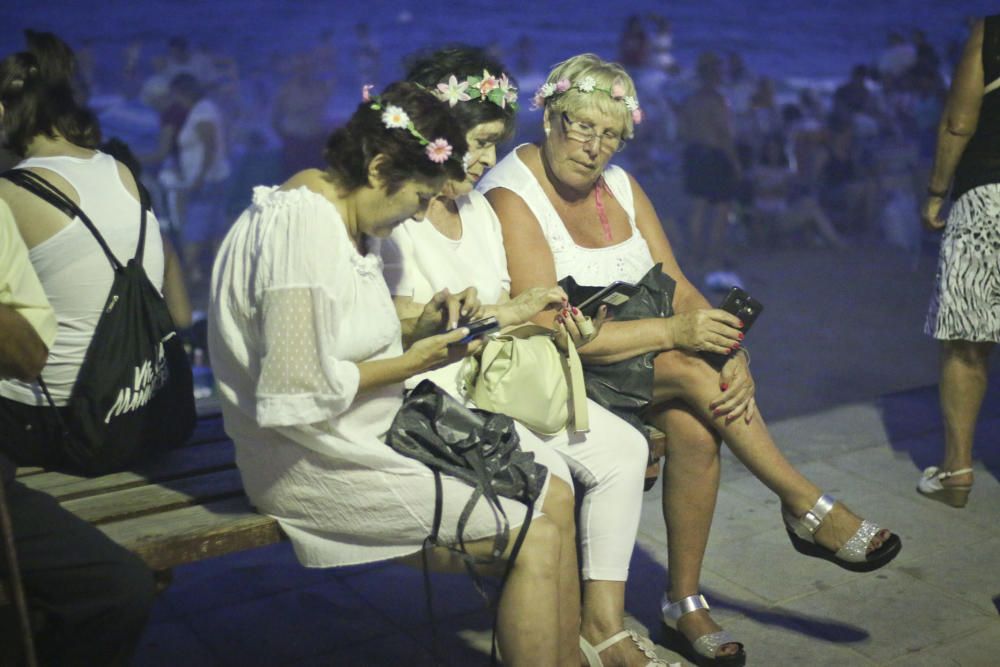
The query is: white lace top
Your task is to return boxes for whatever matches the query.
[477,145,655,287]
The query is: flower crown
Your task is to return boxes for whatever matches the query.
[432,69,519,111]
[362,85,455,164]
[532,76,643,124]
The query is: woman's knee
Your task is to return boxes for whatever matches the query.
[516,514,561,574]
[654,348,714,390]
[942,339,994,366]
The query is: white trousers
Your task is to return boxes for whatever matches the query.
[515,400,647,582]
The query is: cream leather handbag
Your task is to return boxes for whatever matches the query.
[461,324,588,435]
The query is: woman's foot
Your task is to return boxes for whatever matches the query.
[917,467,974,508]
[661,594,745,666]
[579,628,671,666]
[782,494,901,572]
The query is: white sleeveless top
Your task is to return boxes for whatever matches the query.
[381,190,510,396]
[0,152,165,406]
[477,145,655,287]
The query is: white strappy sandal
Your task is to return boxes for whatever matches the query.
[660,594,745,667]
[579,630,676,667]
[917,467,973,508]
[782,493,901,572]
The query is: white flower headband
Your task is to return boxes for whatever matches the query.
[432,69,519,111]
[532,76,643,124]
[362,85,456,164]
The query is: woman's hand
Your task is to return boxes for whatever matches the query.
[665,309,743,355]
[553,305,607,352]
[402,327,483,375]
[500,286,568,326]
[709,351,756,425]
[922,196,947,231]
[412,287,485,340]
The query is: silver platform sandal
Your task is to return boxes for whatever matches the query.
[660,594,746,667]
[782,493,902,573]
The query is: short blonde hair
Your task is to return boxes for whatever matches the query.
[541,53,638,139]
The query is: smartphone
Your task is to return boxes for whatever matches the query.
[452,316,500,344]
[577,281,639,318]
[702,287,763,367]
[718,287,763,333]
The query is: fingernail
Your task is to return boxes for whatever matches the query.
[733,342,741,349]
[713,408,722,416]
[572,307,580,315]
[739,320,745,328]
[721,383,728,391]
[738,332,744,340]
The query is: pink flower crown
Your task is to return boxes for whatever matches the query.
[532,77,643,124]
[363,85,456,164]
[431,69,519,111]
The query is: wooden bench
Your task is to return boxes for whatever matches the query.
[2,411,284,601]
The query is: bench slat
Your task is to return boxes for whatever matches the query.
[61,469,246,525]
[17,440,236,501]
[99,497,283,571]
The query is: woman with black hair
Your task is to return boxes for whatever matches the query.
[208,81,581,665]
[383,47,665,667]
[0,31,158,666]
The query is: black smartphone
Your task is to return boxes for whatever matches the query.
[452,316,500,344]
[577,281,639,318]
[718,287,763,333]
[702,287,763,367]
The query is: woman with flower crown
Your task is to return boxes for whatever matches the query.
[382,47,669,667]
[481,54,902,667]
[207,81,581,665]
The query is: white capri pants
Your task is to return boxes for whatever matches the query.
[514,399,647,582]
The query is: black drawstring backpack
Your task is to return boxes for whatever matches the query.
[1,167,195,475]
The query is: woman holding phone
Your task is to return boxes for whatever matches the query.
[482,53,902,666]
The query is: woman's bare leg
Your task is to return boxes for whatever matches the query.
[937,340,994,487]
[653,350,891,554]
[647,402,741,658]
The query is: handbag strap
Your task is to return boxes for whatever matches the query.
[496,323,590,433]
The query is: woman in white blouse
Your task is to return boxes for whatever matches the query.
[209,82,581,666]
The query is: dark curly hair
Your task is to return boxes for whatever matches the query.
[404,45,517,142]
[0,30,100,156]
[323,82,467,195]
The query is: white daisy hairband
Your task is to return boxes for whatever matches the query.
[432,69,519,111]
[362,85,456,164]
[532,76,643,124]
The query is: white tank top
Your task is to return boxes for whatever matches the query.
[0,152,165,406]
[478,145,655,287]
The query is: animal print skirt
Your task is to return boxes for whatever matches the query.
[925,184,1000,342]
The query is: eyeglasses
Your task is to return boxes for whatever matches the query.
[559,112,626,153]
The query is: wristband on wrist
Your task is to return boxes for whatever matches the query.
[927,186,949,198]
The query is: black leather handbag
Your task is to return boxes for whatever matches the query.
[559,263,677,436]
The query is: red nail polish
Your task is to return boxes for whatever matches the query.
[721,383,729,391]
[739,320,745,328]
[572,307,580,315]
[733,342,741,349]
[738,332,744,340]
[713,408,721,416]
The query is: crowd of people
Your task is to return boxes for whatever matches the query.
[0,12,995,667]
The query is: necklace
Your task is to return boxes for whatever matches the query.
[593,177,613,242]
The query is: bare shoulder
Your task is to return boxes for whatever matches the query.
[280,169,335,199]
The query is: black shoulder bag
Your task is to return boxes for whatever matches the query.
[385,379,547,664]
[1,168,195,475]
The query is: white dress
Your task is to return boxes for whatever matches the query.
[477,145,656,286]
[208,186,548,568]
[381,190,648,582]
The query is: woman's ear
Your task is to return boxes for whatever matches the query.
[366,153,388,189]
